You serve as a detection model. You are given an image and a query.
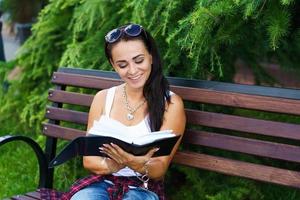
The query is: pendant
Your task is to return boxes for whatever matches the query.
[127,113,134,120]
[143,181,148,189]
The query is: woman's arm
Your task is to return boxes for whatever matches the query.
[83,90,125,175]
[133,94,186,179]
[101,94,186,179]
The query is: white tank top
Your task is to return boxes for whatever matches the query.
[88,86,174,176]
[88,86,151,176]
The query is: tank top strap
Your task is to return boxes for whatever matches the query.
[169,90,174,96]
[105,86,116,117]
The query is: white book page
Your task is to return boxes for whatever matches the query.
[88,120,175,145]
[88,120,132,142]
[132,130,175,145]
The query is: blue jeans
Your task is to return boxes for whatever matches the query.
[70,180,159,200]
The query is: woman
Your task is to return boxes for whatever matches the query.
[48,23,185,200]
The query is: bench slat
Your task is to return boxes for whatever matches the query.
[184,130,300,163]
[45,107,88,125]
[43,123,86,140]
[52,72,122,89]
[58,67,300,100]
[172,86,300,115]
[51,73,300,115]
[24,192,40,199]
[48,89,93,107]
[11,195,38,200]
[186,109,300,140]
[173,151,300,188]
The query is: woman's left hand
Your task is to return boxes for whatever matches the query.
[100,143,159,171]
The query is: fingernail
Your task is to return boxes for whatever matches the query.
[99,147,104,150]
[155,148,160,152]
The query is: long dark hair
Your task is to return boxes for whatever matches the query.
[104,25,170,131]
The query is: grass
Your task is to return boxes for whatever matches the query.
[0,140,39,199]
[0,133,87,199]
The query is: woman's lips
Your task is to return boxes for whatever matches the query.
[128,74,142,80]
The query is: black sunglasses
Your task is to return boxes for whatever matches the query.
[105,24,145,43]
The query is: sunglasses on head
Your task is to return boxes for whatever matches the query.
[105,24,145,43]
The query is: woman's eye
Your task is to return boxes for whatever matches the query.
[118,64,127,68]
[135,59,144,64]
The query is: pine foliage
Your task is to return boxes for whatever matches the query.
[1,0,300,199]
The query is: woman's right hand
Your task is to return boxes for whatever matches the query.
[83,155,125,175]
[103,157,125,173]
[100,143,159,173]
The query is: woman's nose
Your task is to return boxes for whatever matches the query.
[128,64,138,74]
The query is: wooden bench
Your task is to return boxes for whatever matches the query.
[1,67,300,199]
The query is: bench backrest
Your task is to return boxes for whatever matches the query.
[44,67,300,188]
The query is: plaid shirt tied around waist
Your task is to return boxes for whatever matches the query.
[40,174,165,200]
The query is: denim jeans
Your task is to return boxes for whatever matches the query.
[70,180,159,200]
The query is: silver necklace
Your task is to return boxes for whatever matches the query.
[122,84,146,121]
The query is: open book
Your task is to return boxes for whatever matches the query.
[49,130,180,167]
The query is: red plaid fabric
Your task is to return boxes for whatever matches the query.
[40,174,165,200]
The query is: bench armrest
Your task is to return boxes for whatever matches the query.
[0,135,48,188]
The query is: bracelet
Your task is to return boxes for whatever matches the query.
[135,160,150,189]
[143,160,150,175]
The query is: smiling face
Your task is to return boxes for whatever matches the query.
[110,39,152,90]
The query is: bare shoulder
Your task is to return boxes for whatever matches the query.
[93,89,107,104]
[166,93,184,112]
[92,89,108,107]
[89,89,108,118]
[87,89,108,131]
[161,93,186,135]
